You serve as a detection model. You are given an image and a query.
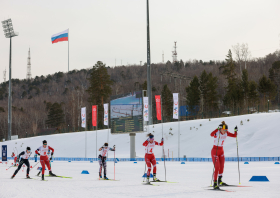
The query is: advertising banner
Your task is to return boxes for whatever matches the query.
[81,107,86,128]
[173,93,179,119]
[2,145,7,161]
[143,97,149,121]
[155,95,162,121]
[92,105,97,127]
[104,104,108,126]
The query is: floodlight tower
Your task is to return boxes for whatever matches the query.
[26,48,32,79]
[172,41,177,63]
[1,18,19,140]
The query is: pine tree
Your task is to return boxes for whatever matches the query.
[258,75,277,103]
[161,84,173,121]
[46,102,65,128]
[199,70,208,111]
[87,61,113,129]
[205,72,219,111]
[241,69,249,105]
[220,50,236,80]
[186,76,200,114]
[248,81,259,107]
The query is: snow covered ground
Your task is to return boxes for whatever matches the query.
[1,161,279,198]
[1,112,280,159]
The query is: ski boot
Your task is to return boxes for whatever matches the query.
[153,174,160,182]
[218,176,228,186]
[104,175,109,180]
[146,176,150,184]
[99,174,102,179]
[213,181,220,190]
[42,174,44,181]
[49,171,57,177]
[11,174,15,179]
[26,174,31,179]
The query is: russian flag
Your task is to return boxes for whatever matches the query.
[51,29,68,44]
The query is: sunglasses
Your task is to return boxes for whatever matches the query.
[150,138,154,140]
[44,144,47,145]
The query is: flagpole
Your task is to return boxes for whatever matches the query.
[68,29,70,72]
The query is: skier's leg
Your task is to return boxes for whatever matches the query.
[151,157,157,181]
[25,160,30,175]
[98,158,103,177]
[12,160,23,177]
[218,152,226,185]
[211,150,220,182]
[40,159,46,175]
[45,159,51,171]
[103,159,107,177]
[146,157,152,177]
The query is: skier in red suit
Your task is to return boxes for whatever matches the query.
[11,152,17,166]
[210,121,238,189]
[143,133,164,183]
[35,140,56,180]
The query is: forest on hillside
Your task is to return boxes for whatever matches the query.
[0,48,280,140]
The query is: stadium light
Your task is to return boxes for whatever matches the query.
[1,18,19,141]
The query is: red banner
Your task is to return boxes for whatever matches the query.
[92,105,97,127]
[155,95,162,121]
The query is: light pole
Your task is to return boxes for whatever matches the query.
[146,0,152,125]
[1,19,19,141]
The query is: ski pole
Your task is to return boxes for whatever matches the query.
[235,126,241,184]
[6,159,24,171]
[29,162,40,172]
[114,145,115,181]
[211,130,220,186]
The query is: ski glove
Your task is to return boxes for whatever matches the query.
[234,126,238,132]
[37,153,40,156]
[161,138,164,142]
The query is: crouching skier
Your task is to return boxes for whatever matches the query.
[35,140,56,180]
[143,133,164,183]
[37,149,53,176]
[11,147,32,179]
[98,143,115,180]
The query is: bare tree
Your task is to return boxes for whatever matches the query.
[232,43,251,73]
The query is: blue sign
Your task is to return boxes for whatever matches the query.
[2,145,7,161]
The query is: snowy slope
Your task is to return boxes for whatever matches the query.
[1,112,280,158]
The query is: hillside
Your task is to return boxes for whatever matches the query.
[1,112,280,159]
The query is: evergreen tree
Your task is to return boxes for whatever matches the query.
[248,81,259,107]
[220,49,236,80]
[186,76,200,114]
[205,72,219,111]
[258,75,277,103]
[87,61,113,128]
[161,84,173,121]
[199,70,208,111]
[46,102,65,128]
[241,69,249,105]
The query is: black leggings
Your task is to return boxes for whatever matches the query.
[98,155,107,176]
[14,159,30,175]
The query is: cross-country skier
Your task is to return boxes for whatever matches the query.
[37,149,53,176]
[98,143,115,180]
[143,133,164,183]
[35,140,56,180]
[11,152,17,166]
[210,121,237,189]
[11,147,32,179]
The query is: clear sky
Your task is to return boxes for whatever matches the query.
[1,0,280,80]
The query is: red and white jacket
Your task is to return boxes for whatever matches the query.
[35,146,54,157]
[210,129,237,148]
[143,140,164,155]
